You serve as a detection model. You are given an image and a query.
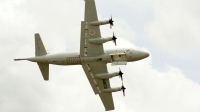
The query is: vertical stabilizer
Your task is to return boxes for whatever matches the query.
[37,62,49,80]
[35,33,47,56]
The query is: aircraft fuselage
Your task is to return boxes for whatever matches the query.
[19,48,149,65]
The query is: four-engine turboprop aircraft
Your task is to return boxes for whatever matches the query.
[14,0,149,111]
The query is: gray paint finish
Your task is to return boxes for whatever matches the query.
[14,0,149,111]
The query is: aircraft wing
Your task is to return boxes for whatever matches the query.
[82,62,115,111]
[80,0,115,111]
[80,0,104,57]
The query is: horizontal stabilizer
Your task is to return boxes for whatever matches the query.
[35,33,47,56]
[37,62,49,81]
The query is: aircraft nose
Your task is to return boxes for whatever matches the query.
[144,52,149,58]
[141,51,150,59]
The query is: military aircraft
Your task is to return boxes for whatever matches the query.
[14,0,149,111]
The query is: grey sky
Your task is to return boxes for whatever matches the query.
[96,0,200,82]
[1,0,200,112]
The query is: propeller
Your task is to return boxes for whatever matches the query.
[119,68,123,81]
[112,32,117,46]
[121,83,126,96]
[109,16,114,29]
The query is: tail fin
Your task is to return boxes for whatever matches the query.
[35,33,47,56]
[35,33,49,81]
[37,62,49,80]
[14,33,49,80]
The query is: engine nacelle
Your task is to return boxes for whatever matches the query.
[88,37,112,44]
[90,20,109,26]
[95,72,118,79]
[102,87,121,93]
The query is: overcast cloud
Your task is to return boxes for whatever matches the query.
[1,0,200,112]
[147,0,200,57]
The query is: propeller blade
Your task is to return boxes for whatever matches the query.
[121,83,126,96]
[119,67,123,81]
[112,32,117,46]
[109,16,114,29]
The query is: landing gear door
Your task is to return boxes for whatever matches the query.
[110,53,127,65]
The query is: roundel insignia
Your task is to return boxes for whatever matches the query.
[89,29,95,35]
